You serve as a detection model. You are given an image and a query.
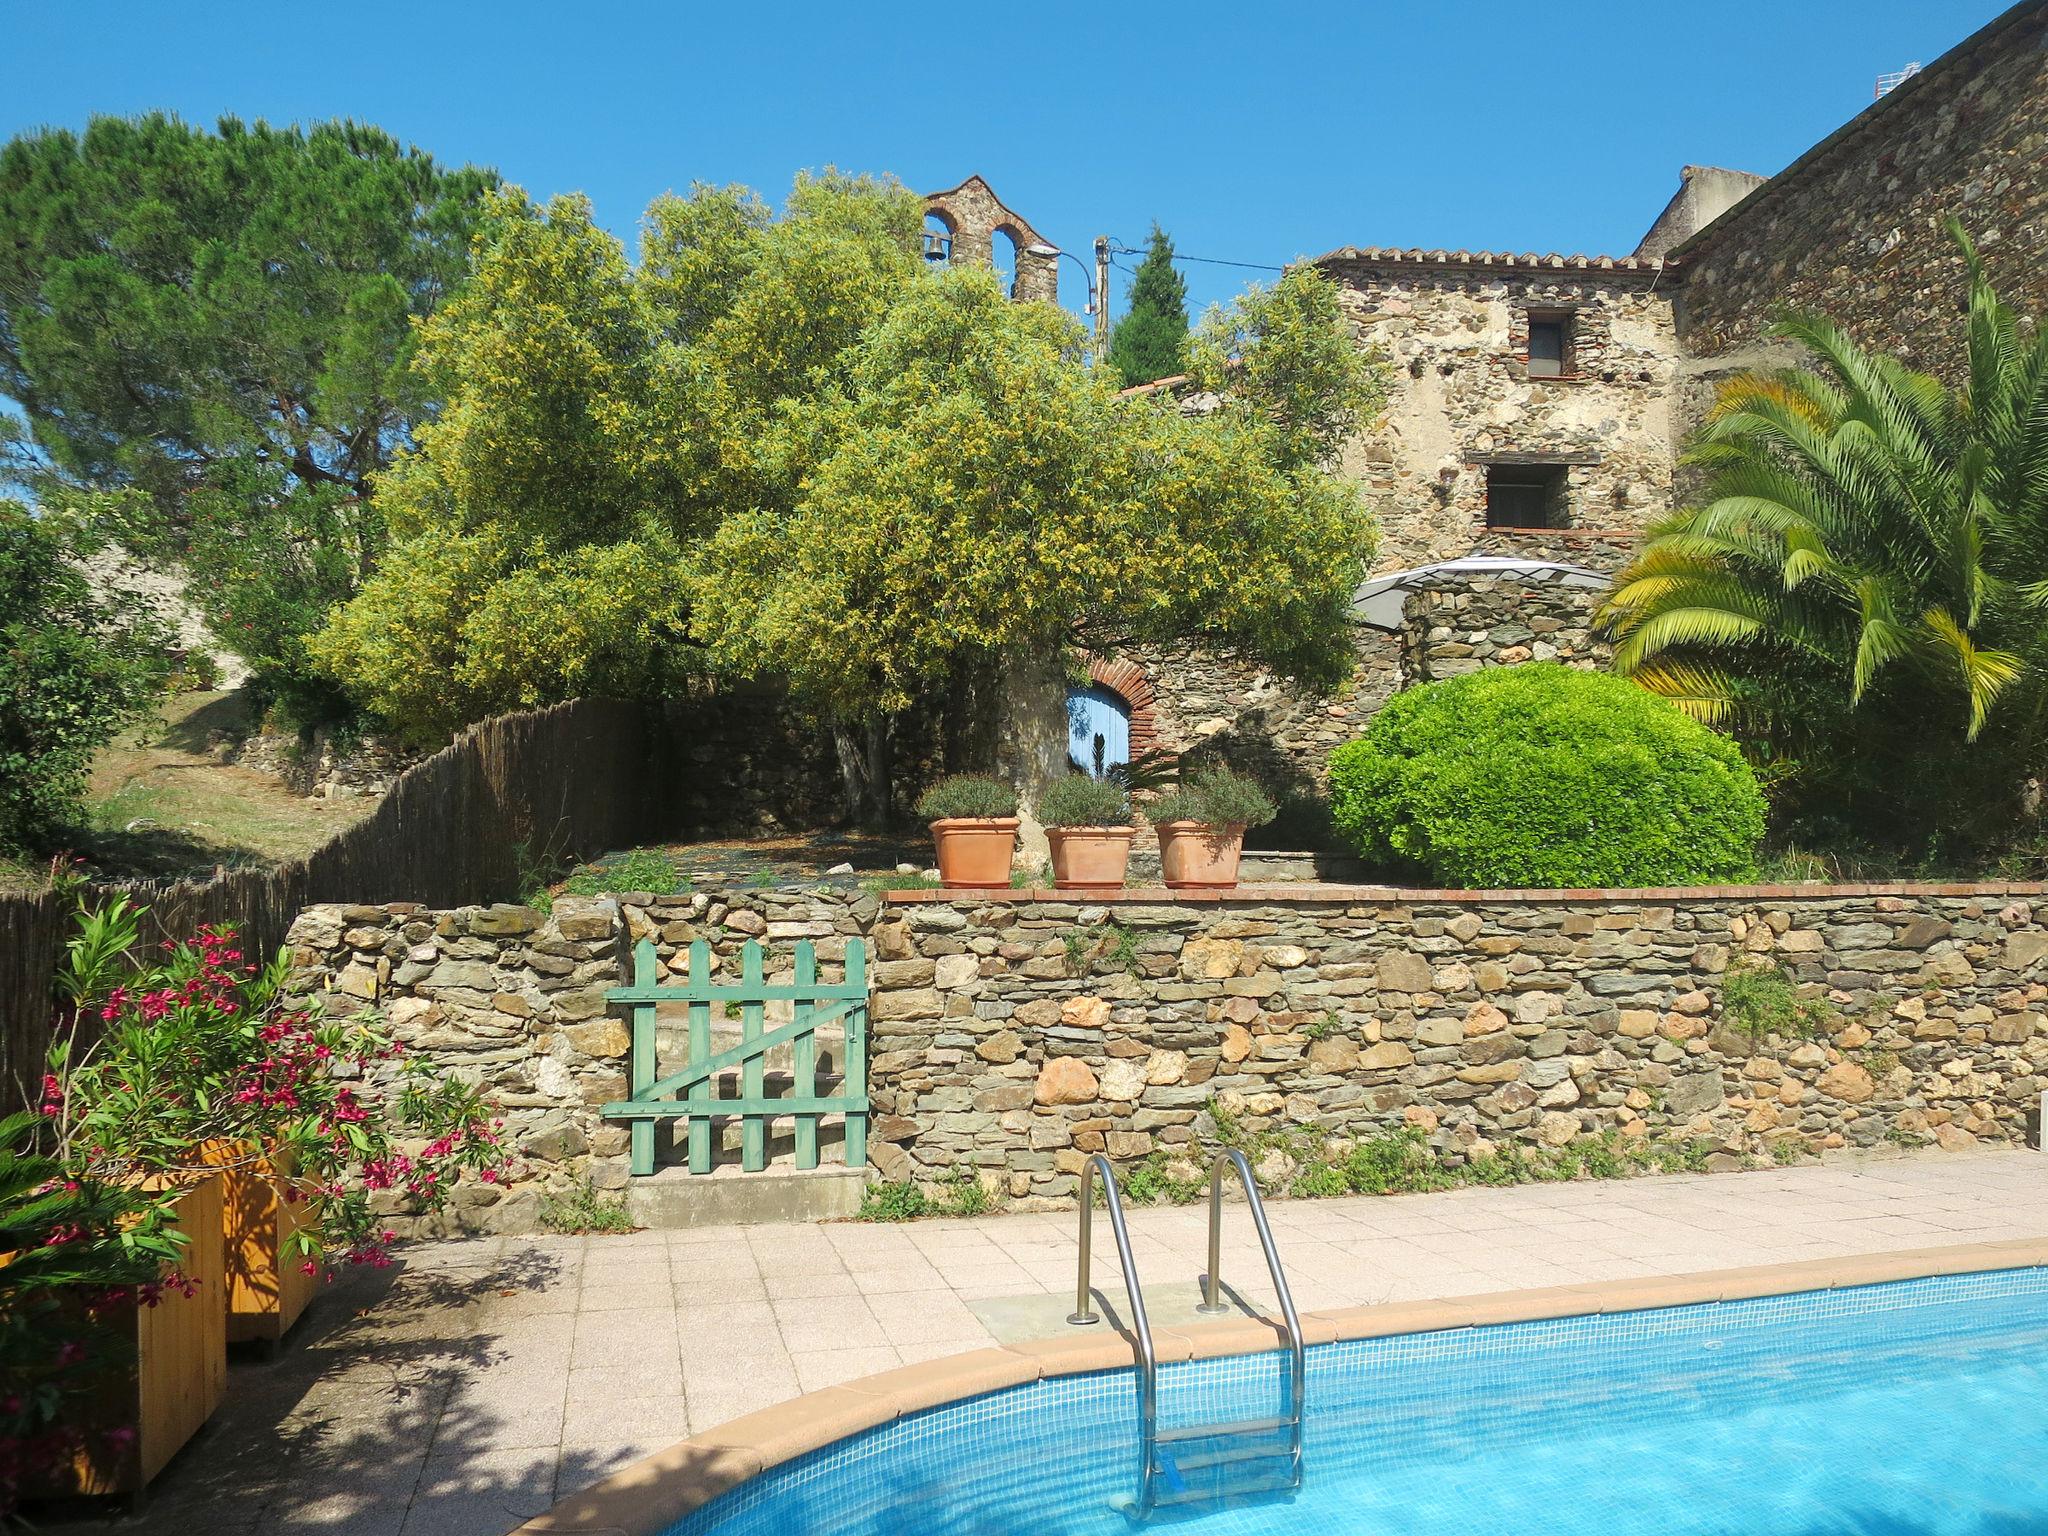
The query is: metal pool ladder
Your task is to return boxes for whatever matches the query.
[1069,1150,1307,1516]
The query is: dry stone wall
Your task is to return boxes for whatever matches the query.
[287,881,2048,1231]
[282,885,875,1236]
[866,889,2048,1208]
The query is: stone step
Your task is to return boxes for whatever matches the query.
[622,1160,869,1227]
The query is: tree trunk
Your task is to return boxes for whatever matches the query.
[833,716,894,830]
[995,649,1073,870]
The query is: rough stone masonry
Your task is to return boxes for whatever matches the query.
[286,881,2048,1231]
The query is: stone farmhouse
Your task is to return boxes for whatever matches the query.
[915,0,2048,851]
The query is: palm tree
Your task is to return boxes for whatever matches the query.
[1600,222,2048,850]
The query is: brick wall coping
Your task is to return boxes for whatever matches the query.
[884,880,2048,906]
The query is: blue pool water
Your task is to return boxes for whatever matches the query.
[675,1268,2048,1534]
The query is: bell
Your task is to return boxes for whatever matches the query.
[922,232,952,264]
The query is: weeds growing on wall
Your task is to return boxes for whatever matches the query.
[1109,1110,1721,1211]
[856,1166,994,1222]
[539,1184,637,1235]
[1721,957,1831,1041]
[1064,922,1140,977]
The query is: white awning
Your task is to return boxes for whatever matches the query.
[1351,556,1611,630]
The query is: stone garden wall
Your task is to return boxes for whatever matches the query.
[282,885,875,1235]
[866,889,2048,1206]
[287,881,2048,1231]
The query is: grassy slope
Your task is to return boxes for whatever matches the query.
[0,690,378,891]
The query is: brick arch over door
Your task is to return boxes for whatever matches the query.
[1086,658,1160,757]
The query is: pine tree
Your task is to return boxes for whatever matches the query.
[1107,224,1189,387]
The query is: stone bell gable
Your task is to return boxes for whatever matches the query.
[923,174,1059,305]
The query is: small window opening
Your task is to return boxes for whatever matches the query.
[1527,311,1573,378]
[1486,464,1569,529]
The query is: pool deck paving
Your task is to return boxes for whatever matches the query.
[44,1146,2048,1536]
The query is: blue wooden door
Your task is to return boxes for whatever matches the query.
[1066,685,1131,778]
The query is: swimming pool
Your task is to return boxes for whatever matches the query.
[673,1266,2048,1534]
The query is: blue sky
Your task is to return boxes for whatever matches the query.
[2,0,2006,326]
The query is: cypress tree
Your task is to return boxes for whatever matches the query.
[1107,224,1189,387]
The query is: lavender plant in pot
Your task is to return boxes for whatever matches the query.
[1037,775,1135,890]
[1145,766,1277,889]
[916,775,1021,888]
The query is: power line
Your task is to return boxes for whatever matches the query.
[1106,241,1285,273]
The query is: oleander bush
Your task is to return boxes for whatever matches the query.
[1327,664,1765,888]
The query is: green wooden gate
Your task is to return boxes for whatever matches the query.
[601,937,869,1177]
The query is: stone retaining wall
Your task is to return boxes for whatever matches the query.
[868,888,2048,1206]
[285,883,2048,1230]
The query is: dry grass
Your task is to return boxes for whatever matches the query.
[0,690,379,891]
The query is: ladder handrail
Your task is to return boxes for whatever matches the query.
[1200,1148,1307,1474]
[1069,1154,1161,1510]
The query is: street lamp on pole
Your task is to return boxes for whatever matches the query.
[1026,243,1107,365]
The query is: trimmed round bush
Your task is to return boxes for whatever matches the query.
[1327,665,1765,888]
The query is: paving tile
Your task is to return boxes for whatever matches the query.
[772,1294,888,1351]
[561,1393,690,1447]
[791,1344,903,1391]
[763,1265,865,1299]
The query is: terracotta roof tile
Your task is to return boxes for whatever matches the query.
[1314,246,1663,274]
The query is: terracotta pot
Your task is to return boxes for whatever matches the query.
[1046,825,1135,890]
[29,1172,227,1497]
[1155,821,1248,889]
[929,817,1020,888]
[197,1140,321,1346]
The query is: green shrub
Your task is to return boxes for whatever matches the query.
[1721,957,1831,1041]
[561,847,688,897]
[1,502,173,853]
[1146,765,1277,828]
[1036,774,1130,828]
[1327,665,1765,887]
[914,774,1018,821]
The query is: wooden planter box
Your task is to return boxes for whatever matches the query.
[33,1172,227,1497]
[200,1141,321,1345]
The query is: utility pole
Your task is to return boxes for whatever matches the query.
[1092,235,1111,364]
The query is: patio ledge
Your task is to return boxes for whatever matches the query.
[880,880,2048,905]
[505,1236,2048,1535]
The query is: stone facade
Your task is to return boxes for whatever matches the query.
[1315,251,1680,572]
[1672,4,2048,380]
[285,881,2048,1231]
